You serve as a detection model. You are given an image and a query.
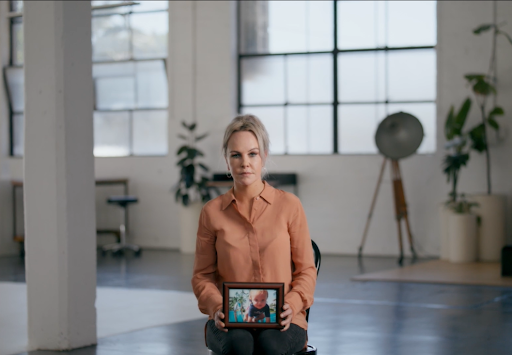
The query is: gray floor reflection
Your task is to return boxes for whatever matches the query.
[2,250,511,355]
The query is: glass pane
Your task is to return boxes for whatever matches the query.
[338,51,385,103]
[388,1,437,47]
[136,60,168,109]
[132,1,168,12]
[338,1,385,49]
[287,106,333,154]
[12,20,24,66]
[96,78,135,110]
[10,0,23,12]
[338,104,386,154]
[242,106,285,154]
[132,110,168,156]
[387,103,436,154]
[92,1,131,15]
[287,54,333,104]
[239,1,270,54]
[13,113,24,157]
[131,12,168,59]
[241,56,285,105]
[5,67,24,113]
[388,49,436,101]
[94,111,130,157]
[92,15,130,61]
[268,1,333,53]
[93,62,136,110]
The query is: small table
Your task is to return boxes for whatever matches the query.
[11,178,129,251]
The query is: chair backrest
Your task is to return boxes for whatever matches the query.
[305,240,321,323]
[312,240,321,276]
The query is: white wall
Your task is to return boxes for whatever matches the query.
[1,1,511,257]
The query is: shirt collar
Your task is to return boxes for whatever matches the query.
[221,180,274,211]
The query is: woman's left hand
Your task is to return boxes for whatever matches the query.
[280,303,293,331]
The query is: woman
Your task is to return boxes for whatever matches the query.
[191,114,317,355]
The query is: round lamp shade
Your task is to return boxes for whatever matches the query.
[375,112,424,160]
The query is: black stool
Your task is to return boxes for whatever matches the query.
[102,196,141,256]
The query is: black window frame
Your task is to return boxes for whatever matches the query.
[237,1,437,155]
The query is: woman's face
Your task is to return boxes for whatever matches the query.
[226,131,266,187]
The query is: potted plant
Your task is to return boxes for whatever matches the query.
[173,121,219,254]
[462,18,511,261]
[440,99,471,260]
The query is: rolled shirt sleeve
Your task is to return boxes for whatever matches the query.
[285,198,317,317]
[191,206,223,318]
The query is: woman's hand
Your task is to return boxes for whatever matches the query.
[280,303,293,331]
[214,309,228,332]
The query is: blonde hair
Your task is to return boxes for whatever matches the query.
[249,289,268,301]
[222,114,270,175]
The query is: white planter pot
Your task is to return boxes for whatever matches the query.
[438,203,454,260]
[449,213,478,263]
[470,194,505,262]
[179,201,203,254]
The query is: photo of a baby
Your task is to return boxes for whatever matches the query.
[228,289,277,323]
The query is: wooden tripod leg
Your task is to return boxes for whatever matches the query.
[358,157,387,257]
[393,161,418,260]
[403,215,418,259]
[391,160,404,265]
[396,219,404,265]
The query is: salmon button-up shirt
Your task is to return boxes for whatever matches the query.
[191,180,317,330]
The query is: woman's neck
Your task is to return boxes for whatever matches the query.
[233,179,265,204]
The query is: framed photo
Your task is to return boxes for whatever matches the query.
[223,282,284,329]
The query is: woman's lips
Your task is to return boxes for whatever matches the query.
[240,172,252,175]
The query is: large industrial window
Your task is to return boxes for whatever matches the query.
[238,1,436,155]
[3,0,169,157]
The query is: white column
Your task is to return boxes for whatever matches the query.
[23,1,97,350]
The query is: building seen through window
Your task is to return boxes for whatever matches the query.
[4,0,169,157]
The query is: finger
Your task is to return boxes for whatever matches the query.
[281,322,290,332]
[218,312,225,319]
[280,309,292,318]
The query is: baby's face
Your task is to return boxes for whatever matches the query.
[252,293,268,309]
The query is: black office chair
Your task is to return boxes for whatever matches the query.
[101,195,141,256]
[207,240,321,355]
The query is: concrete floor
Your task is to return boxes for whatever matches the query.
[1,249,512,355]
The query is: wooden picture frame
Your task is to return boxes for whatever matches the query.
[223,282,285,329]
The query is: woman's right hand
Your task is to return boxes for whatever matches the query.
[214,309,228,332]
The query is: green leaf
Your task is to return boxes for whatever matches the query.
[178,134,188,140]
[464,74,486,82]
[182,194,189,206]
[198,163,209,171]
[189,123,197,131]
[473,24,494,34]
[497,30,512,46]
[445,106,456,140]
[472,78,496,96]
[176,157,188,166]
[181,121,190,130]
[174,188,182,202]
[469,123,487,152]
[176,145,188,155]
[454,98,472,132]
[184,164,195,188]
[195,133,208,142]
[487,117,499,130]
[489,106,504,116]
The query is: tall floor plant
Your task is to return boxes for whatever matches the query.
[463,3,511,194]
